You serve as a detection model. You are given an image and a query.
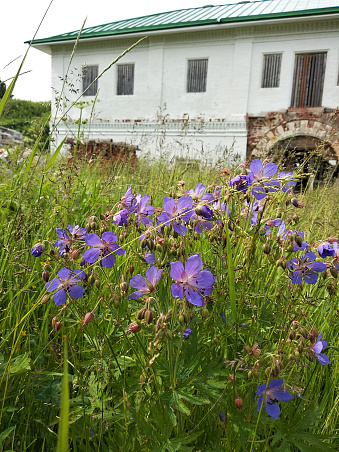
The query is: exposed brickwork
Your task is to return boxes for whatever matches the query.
[65,138,138,166]
[247,108,339,160]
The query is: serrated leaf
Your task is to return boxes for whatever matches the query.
[172,392,191,415]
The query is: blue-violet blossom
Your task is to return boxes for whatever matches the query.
[128,266,163,300]
[257,379,293,420]
[84,231,125,268]
[45,267,86,305]
[310,334,331,365]
[288,252,326,284]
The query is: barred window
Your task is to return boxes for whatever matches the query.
[187,59,208,93]
[117,64,134,96]
[291,53,326,108]
[82,65,98,96]
[261,54,282,88]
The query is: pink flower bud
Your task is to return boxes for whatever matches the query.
[82,311,94,326]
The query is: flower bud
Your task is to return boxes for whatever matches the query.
[129,265,134,275]
[272,365,280,377]
[49,249,55,256]
[156,244,163,253]
[88,275,96,285]
[86,223,91,233]
[289,330,295,340]
[90,221,97,231]
[235,397,243,410]
[308,332,316,343]
[330,267,338,279]
[145,309,154,324]
[178,314,185,325]
[128,321,141,334]
[71,249,81,260]
[137,308,146,320]
[54,321,62,332]
[328,237,338,243]
[299,326,307,338]
[201,307,209,320]
[39,294,50,306]
[82,311,94,326]
[120,281,128,292]
[42,270,50,282]
[31,242,44,257]
[294,234,303,247]
[113,298,120,309]
[94,279,101,289]
[263,242,271,255]
[141,239,147,249]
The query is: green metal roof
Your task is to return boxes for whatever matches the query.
[30,0,339,45]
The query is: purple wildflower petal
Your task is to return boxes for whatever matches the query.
[162,197,176,215]
[173,222,187,236]
[128,290,145,301]
[183,328,192,339]
[265,400,280,420]
[145,266,158,285]
[45,278,62,292]
[273,390,294,403]
[171,282,184,300]
[85,233,102,247]
[68,285,85,300]
[145,252,156,265]
[262,162,277,178]
[57,267,72,280]
[170,261,185,281]
[108,243,125,255]
[303,272,318,284]
[130,275,148,291]
[177,195,193,212]
[292,270,303,284]
[308,261,327,273]
[102,231,117,244]
[101,253,116,268]
[83,248,101,264]
[250,159,263,176]
[185,254,203,279]
[184,286,204,307]
[54,288,67,306]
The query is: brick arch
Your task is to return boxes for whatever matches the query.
[252,119,339,160]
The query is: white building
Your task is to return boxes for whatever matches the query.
[31,0,339,164]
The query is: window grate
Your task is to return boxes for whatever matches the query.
[187,59,208,93]
[117,64,135,96]
[261,54,282,88]
[82,66,98,96]
[291,53,326,108]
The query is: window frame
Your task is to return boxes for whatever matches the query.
[290,52,327,108]
[117,64,135,96]
[261,53,282,89]
[82,65,98,97]
[186,59,208,93]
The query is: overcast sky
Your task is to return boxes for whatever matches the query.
[1,0,239,102]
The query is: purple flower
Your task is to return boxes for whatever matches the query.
[318,242,335,259]
[53,228,72,256]
[257,379,294,420]
[120,185,134,209]
[310,334,331,365]
[66,224,87,240]
[264,218,281,236]
[112,208,129,226]
[170,254,215,307]
[84,231,125,268]
[128,266,163,300]
[45,267,86,305]
[288,252,326,284]
[277,171,297,193]
[249,159,279,200]
[134,194,154,226]
[157,196,193,236]
[144,252,156,265]
[183,328,192,339]
[186,183,214,204]
[230,174,253,193]
[31,243,44,257]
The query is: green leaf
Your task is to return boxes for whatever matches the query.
[0,426,16,445]
[44,136,66,171]
[0,353,31,376]
[176,390,210,406]
[225,223,237,321]
[172,392,191,416]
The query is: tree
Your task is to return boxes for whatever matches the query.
[0,79,6,99]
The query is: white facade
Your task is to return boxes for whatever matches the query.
[45,14,339,163]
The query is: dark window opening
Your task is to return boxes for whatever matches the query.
[187,59,208,93]
[290,53,326,108]
[117,64,134,96]
[82,65,98,96]
[261,54,282,88]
